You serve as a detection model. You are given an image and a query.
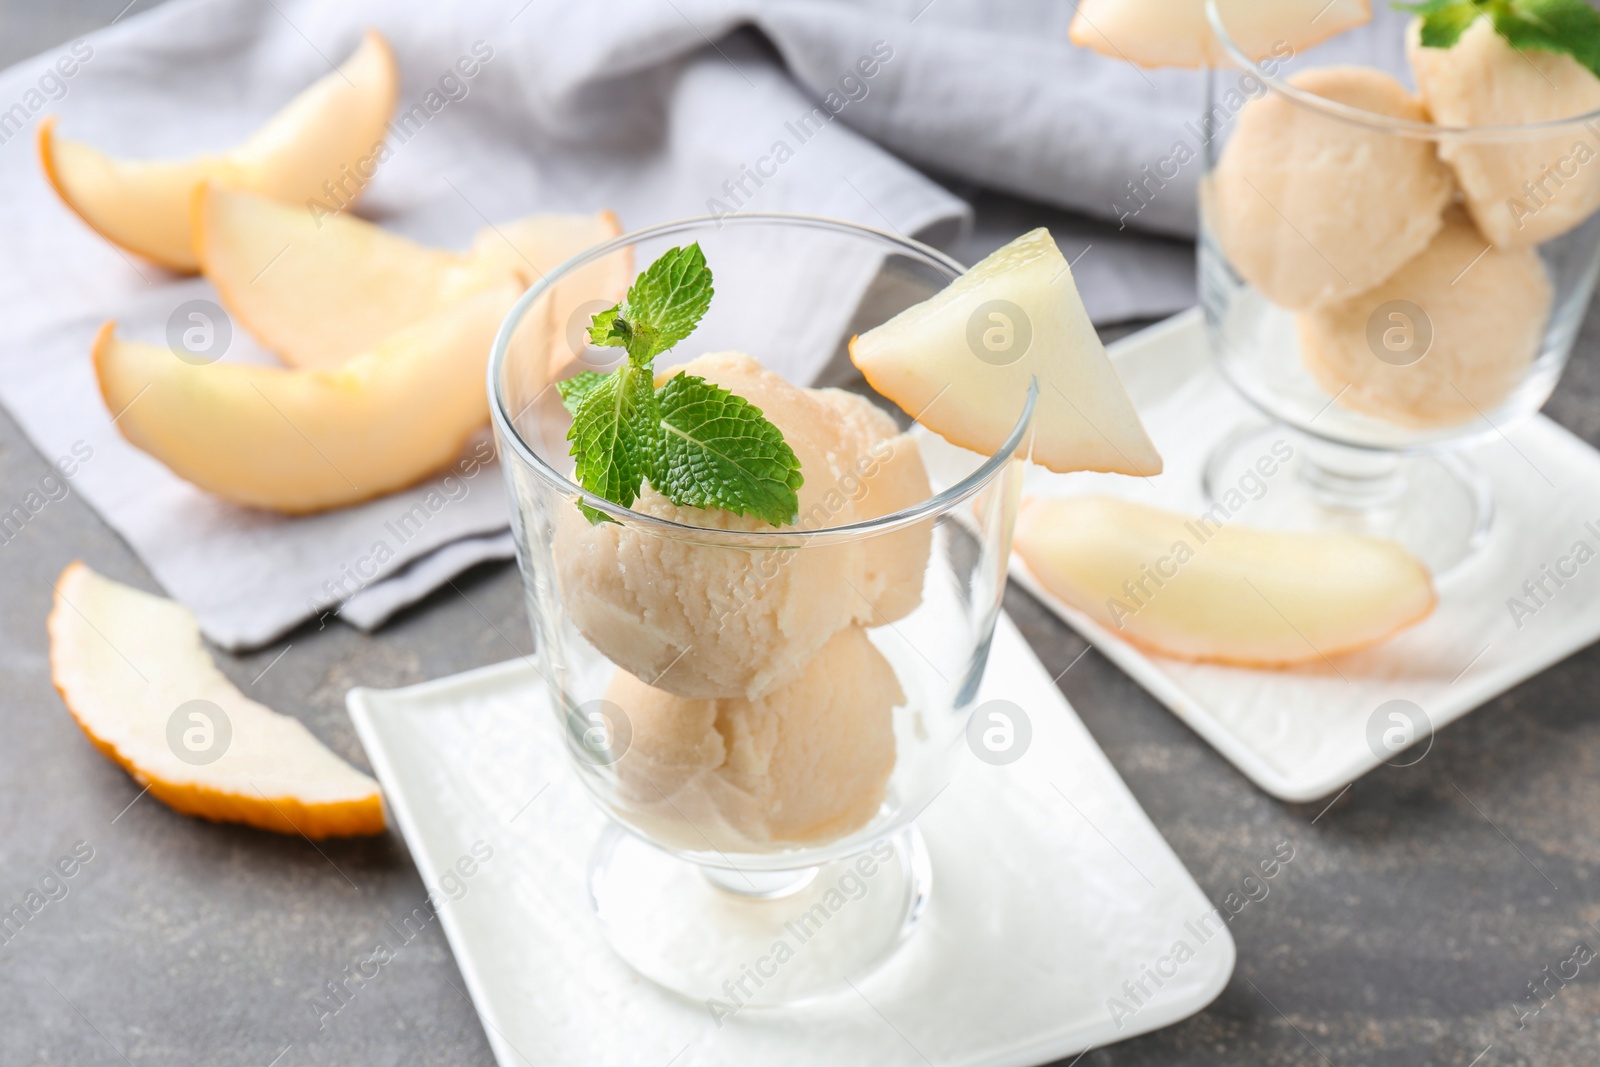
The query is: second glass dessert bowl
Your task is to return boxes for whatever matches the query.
[1199,0,1600,574]
[489,215,1031,1006]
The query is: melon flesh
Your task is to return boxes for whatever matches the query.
[39,31,397,272]
[194,184,624,371]
[49,562,383,838]
[1014,495,1436,667]
[848,228,1162,477]
[94,281,521,514]
[1070,0,1371,69]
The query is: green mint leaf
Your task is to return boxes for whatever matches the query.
[586,303,627,349]
[649,373,803,527]
[1494,0,1600,79]
[1397,0,1600,76]
[584,244,714,366]
[1393,0,1483,47]
[557,371,611,415]
[566,364,657,522]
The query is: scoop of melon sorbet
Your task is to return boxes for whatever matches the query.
[554,351,932,700]
[607,624,901,851]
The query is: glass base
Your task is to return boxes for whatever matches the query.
[588,824,931,1011]
[1203,421,1494,577]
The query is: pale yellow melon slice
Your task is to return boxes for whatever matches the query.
[39,31,397,272]
[1410,16,1600,248]
[194,184,626,371]
[49,562,383,838]
[468,215,632,381]
[1014,495,1435,667]
[1207,65,1455,309]
[848,228,1162,477]
[93,280,520,513]
[1070,0,1370,69]
[1298,208,1552,428]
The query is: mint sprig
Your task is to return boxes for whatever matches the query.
[587,244,717,366]
[1398,0,1600,76]
[562,243,803,526]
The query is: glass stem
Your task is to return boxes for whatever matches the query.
[702,865,819,900]
[1295,436,1408,512]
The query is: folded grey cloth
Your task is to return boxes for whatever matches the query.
[0,0,963,649]
[0,0,1411,649]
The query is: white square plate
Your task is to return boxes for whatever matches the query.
[348,613,1235,1067]
[991,309,1600,803]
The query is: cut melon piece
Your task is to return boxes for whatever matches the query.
[468,214,632,381]
[1070,0,1371,69]
[1409,16,1600,248]
[1014,495,1436,667]
[93,280,520,513]
[49,562,383,838]
[848,228,1162,476]
[194,184,625,371]
[39,31,397,272]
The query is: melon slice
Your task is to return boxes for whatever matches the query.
[49,562,383,838]
[39,30,397,272]
[1014,495,1436,667]
[194,184,626,370]
[93,280,521,513]
[468,214,633,383]
[1070,0,1371,69]
[848,228,1162,476]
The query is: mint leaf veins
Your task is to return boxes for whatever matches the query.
[562,243,804,526]
[1398,0,1600,76]
[652,373,805,527]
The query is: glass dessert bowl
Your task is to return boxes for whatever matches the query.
[1198,1,1600,574]
[488,215,1033,1006]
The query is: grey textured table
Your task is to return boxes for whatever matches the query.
[5,5,1600,1065]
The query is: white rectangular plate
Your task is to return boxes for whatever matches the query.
[348,613,1234,1067]
[995,309,1600,803]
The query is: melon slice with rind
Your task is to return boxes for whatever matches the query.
[49,562,384,838]
[1070,0,1371,69]
[39,31,398,272]
[93,280,521,514]
[194,184,626,371]
[848,227,1162,476]
[1014,495,1436,667]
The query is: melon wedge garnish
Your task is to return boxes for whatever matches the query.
[93,280,521,514]
[49,562,383,838]
[39,30,397,272]
[848,228,1162,476]
[194,184,627,371]
[1069,0,1371,69]
[1014,496,1436,667]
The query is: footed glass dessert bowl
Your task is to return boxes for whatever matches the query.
[488,216,1033,1006]
[1198,0,1600,574]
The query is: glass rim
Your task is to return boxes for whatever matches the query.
[487,212,1038,546]
[1204,0,1600,141]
